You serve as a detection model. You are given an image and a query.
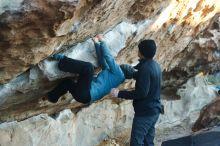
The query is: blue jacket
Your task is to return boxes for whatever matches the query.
[90,41,125,102]
[118,59,162,116]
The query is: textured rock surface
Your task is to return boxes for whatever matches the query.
[1,0,220,83]
[0,77,217,146]
[0,101,134,146]
[192,97,220,132]
[0,0,136,84]
[0,0,220,122]
[1,0,220,146]
[0,21,149,122]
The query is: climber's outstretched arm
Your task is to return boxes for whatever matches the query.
[94,42,109,69]
[99,41,118,72]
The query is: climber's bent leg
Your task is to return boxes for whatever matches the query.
[47,79,76,103]
[74,63,94,104]
[58,56,94,75]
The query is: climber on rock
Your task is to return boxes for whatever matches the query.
[43,35,126,104]
[110,39,162,146]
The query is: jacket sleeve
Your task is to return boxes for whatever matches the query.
[120,64,137,79]
[118,66,150,99]
[94,42,109,69]
[100,41,118,71]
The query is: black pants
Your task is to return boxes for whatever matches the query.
[48,57,94,104]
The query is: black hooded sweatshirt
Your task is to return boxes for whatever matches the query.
[118,59,162,116]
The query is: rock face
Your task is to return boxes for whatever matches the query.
[192,97,220,132]
[0,76,217,146]
[0,0,136,84]
[1,0,220,146]
[0,101,134,146]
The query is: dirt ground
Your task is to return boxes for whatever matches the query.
[98,124,192,146]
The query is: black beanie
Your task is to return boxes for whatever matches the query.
[138,39,156,58]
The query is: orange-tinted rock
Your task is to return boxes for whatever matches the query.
[192,97,220,132]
